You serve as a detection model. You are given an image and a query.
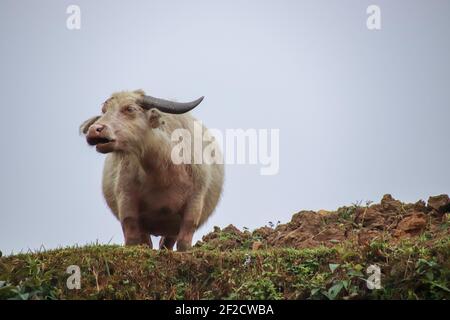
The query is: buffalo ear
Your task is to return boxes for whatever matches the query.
[133,89,145,96]
[148,109,164,129]
[79,116,100,134]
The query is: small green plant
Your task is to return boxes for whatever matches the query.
[0,257,58,300]
[229,278,283,300]
[440,214,450,230]
[337,206,357,222]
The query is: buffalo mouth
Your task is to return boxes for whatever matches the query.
[86,136,116,153]
[87,136,114,146]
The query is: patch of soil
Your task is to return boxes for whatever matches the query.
[196,194,450,250]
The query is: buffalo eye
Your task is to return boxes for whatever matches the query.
[123,105,135,114]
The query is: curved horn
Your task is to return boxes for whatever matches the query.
[139,95,204,114]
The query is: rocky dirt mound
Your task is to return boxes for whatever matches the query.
[196,194,450,251]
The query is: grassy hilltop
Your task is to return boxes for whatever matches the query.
[1,194,449,300]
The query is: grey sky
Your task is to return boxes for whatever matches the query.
[0,0,449,254]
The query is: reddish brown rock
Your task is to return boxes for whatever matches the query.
[395,213,427,238]
[290,211,321,230]
[253,226,273,239]
[275,227,310,245]
[314,226,346,242]
[355,208,385,229]
[381,194,403,212]
[222,224,243,236]
[358,230,382,245]
[412,200,427,212]
[197,195,447,251]
[317,210,331,216]
[252,241,263,251]
[427,194,450,213]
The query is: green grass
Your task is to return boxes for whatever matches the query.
[1,237,449,300]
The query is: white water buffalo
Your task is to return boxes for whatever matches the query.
[80,90,224,251]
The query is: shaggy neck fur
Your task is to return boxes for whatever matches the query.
[113,125,187,188]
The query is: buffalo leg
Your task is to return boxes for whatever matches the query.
[177,196,203,251]
[159,236,176,250]
[121,217,152,247]
[117,191,152,247]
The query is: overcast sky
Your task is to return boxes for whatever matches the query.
[1,0,449,254]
